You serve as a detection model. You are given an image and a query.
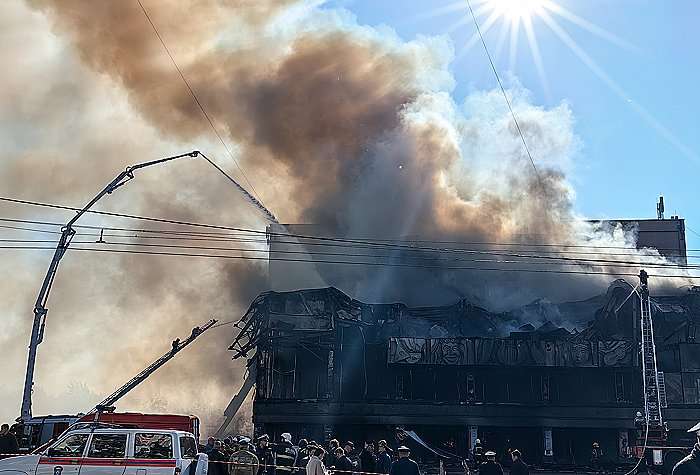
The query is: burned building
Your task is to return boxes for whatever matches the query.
[229,281,700,470]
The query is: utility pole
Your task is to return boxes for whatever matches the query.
[20,150,200,421]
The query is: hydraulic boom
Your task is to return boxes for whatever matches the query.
[21,151,200,421]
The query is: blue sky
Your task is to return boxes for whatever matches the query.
[325,0,700,253]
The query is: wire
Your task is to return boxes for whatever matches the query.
[3,219,699,265]
[135,0,268,212]
[1,245,698,279]
[688,225,700,240]
[4,219,700,267]
[2,196,697,256]
[3,237,700,271]
[465,0,543,188]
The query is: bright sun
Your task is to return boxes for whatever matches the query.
[488,0,545,21]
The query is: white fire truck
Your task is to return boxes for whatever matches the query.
[0,427,208,475]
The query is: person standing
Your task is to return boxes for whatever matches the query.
[0,425,19,459]
[590,442,603,471]
[230,437,260,475]
[333,447,355,474]
[389,446,420,475]
[295,440,310,474]
[306,447,328,475]
[473,439,484,466]
[256,435,275,475]
[360,441,377,474]
[276,433,298,475]
[209,441,230,475]
[376,441,392,475]
[325,440,340,467]
[509,450,528,475]
[478,451,503,475]
[204,437,216,455]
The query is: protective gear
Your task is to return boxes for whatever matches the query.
[230,448,260,475]
[275,439,298,475]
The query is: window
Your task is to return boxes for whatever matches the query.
[134,433,173,459]
[49,434,89,457]
[88,434,127,458]
[180,436,198,459]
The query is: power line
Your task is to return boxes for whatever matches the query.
[135,0,269,215]
[1,244,697,279]
[2,237,699,271]
[4,222,700,266]
[688,225,700,240]
[1,196,698,257]
[465,0,543,187]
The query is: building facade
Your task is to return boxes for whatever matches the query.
[230,282,700,471]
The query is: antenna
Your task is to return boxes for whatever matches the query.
[657,195,665,220]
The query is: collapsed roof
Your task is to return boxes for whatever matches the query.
[229,280,700,359]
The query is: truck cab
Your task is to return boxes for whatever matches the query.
[0,428,207,475]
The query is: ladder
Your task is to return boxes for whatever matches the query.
[658,371,668,409]
[639,271,664,427]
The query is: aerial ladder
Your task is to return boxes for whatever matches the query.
[630,270,668,469]
[90,318,218,414]
[14,319,217,452]
[639,270,665,431]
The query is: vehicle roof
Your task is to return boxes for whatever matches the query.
[67,428,193,436]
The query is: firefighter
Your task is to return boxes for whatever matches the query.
[672,421,700,475]
[473,439,484,466]
[590,442,603,471]
[230,437,260,475]
[256,435,274,475]
[276,433,298,475]
[479,451,503,475]
[389,446,420,475]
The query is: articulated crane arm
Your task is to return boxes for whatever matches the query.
[91,318,218,414]
[21,151,200,421]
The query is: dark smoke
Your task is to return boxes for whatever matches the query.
[0,0,688,430]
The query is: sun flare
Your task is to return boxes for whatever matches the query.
[488,0,546,21]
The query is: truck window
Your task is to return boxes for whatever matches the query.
[134,433,173,459]
[88,434,128,458]
[179,436,197,459]
[49,434,89,457]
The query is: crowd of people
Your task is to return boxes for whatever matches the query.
[201,434,422,475]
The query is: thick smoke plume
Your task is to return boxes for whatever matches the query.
[0,0,692,431]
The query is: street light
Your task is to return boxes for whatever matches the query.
[20,150,200,421]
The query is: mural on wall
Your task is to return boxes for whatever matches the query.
[388,337,634,367]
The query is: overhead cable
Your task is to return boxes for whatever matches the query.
[465,0,543,187]
[0,196,695,253]
[2,238,699,271]
[1,244,697,279]
[136,0,273,219]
